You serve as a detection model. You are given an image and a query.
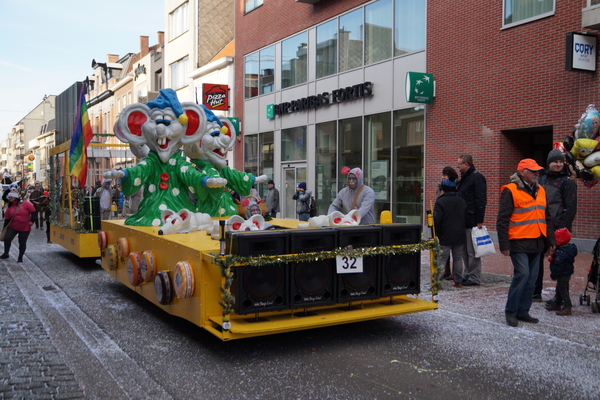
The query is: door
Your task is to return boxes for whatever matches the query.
[283,164,306,219]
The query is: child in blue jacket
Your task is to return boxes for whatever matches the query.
[546,228,577,315]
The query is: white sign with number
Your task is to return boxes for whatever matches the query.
[336,255,363,274]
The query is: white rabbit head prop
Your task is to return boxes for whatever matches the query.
[114,89,208,163]
[298,210,361,228]
[183,108,236,168]
[158,209,213,235]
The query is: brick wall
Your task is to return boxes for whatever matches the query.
[427,0,600,239]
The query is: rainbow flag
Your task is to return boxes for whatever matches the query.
[69,85,93,188]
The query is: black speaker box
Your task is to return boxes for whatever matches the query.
[226,230,288,256]
[83,196,101,231]
[289,229,337,308]
[227,230,290,314]
[336,226,381,301]
[378,224,421,296]
[230,264,288,315]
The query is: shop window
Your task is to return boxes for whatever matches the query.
[315,121,337,215]
[244,134,259,176]
[395,0,426,56]
[338,117,363,174]
[339,8,363,72]
[503,0,554,27]
[365,112,391,218]
[281,126,306,162]
[170,2,188,40]
[170,56,189,90]
[245,0,263,13]
[282,32,308,89]
[392,109,424,225]
[316,19,338,79]
[365,0,393,65]
[259,131,274,197]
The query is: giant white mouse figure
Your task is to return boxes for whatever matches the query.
[106,89,227,226]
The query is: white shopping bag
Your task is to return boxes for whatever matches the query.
[472,226,496,258]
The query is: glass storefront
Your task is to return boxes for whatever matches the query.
[315,121,337,216]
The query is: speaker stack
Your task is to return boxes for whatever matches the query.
[336,226,381,302]
[227,230,289,315]
[289,229,338,309]
[378,224,422,296]
[83,196,101,231]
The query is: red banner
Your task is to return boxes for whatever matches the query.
[202,84,229,111]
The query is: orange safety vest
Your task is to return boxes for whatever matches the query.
[501,183,547,240]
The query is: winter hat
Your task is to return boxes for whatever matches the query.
[298,182,306,190]
[7,191,20,199]
[9,183,18,190]
[268,180,274,185]
[441,178,457,192]
[147,88,188,125]
[547,149,564,165]
[554,228,571,246]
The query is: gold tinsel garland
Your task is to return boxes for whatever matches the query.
[214,239,441,320]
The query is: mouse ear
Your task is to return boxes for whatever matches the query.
[179,102,208,145]
[114,104,151,146]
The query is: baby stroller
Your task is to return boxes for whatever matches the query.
[580,236,600,312]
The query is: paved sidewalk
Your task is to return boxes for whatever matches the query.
[0,228,85,399]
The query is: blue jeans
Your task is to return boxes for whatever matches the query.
[505,252,540,317]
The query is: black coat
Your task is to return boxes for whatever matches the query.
[457,165,487,228]
[550,243,577,280]
[538,168,577,231]
[434,192,467,246]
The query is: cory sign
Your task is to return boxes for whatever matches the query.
[566,32,597,72]
[202,84,229,111]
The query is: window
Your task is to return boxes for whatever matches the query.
[244,134,259,176]
[339,9,363,72]
[338,117,362,173]
[395,0,426,55]
[244,52,259,98]
[281,126,306,161]
[315,121,337,215]
[259,46,275,94]
[365,112,391,218]
[365,0,393,65]
[170,2,188,39]
[170,56,189,90]
[245,0,263,13]
[281,32,308,89]
[259,131,274,197]
[503,0,554,27]
[316,20,338,79]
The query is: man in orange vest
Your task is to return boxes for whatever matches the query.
[497,159,555,327]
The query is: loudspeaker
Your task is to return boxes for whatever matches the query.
[336,226,381,302]
[289,229,337,308]
[83,196,101,231]
[227,230,290,314]
[231,264,288,315]
[378,224,421,296]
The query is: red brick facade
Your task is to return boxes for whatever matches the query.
[427,1,599,240]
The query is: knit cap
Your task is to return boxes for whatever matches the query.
[547,149,564,165]
[298,182,306,190]
[441,178,457,192]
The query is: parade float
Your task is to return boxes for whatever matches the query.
[94,89,439,341]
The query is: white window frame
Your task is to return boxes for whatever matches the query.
[170,56,189,90]
[245,0,263,14]
[170,2,189,40]
[502,0,555,29]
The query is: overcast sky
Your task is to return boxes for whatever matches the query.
[0,0,164,142]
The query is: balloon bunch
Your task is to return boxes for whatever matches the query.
[563,104,600,187]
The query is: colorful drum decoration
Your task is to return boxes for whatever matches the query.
[174,261,195,299]
[127,252,143,286]
[106,244,118,270]
[117,237,130,260]
[155,271,172,305]
[141,251,157,282]
[98,231,108,250]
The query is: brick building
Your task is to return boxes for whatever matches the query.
[235,0,600,248]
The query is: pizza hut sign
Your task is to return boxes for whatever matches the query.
[202,84,229,111]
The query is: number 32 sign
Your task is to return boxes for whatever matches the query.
[336,255,363,274]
